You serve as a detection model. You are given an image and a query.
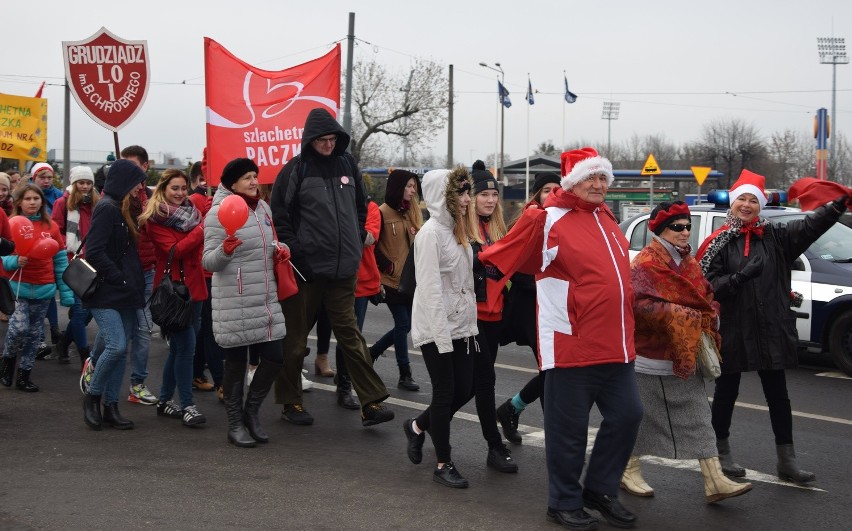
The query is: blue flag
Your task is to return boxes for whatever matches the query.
[564,76,578,104]
[526,78,535,105]
[498,81,512,108]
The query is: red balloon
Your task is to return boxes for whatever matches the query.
[8,216,36,257]
[28,238,60,260]
[218,195,249,237]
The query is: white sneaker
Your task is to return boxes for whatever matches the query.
[301,369,313,392]
[245,365,257,387]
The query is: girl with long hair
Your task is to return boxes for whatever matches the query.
[139,169,208,427]
[51,166,99,365]
[81,160,147,430]
[0,184,72,391]
[372,169,424,391]
[403,166,478,488]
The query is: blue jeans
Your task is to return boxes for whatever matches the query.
[3,298,51,371]
[88,308,137,406]
[130,269,154,385]
[64,295,91,349]
[159,302,202,408]
[371,302,412,368]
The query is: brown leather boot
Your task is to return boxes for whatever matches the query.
[314,353,335,377]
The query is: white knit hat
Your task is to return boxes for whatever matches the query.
[70,165,95,185]
[30,162,54,178]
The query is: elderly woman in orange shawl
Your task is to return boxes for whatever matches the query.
[622,201,752,504]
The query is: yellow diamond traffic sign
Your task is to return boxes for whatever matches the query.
[691,166,711,186]
[641,154,661,176]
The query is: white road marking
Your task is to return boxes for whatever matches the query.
[815,371,852,380]
[305,382,826,492]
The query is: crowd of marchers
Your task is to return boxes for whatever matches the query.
[1,106,850,531]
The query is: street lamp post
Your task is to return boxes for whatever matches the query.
[817,37,849,166]
[601,102,620,156]
[479,62,505,183]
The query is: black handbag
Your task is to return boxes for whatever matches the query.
[62,235,100,300]
[0,276,15,315]
[397,243,416,296]
[148,246,192,335]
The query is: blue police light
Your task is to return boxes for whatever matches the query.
[707,189,729,207]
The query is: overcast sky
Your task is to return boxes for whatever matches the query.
[2,0,850,169]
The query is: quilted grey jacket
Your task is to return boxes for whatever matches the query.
[202,185,286,348]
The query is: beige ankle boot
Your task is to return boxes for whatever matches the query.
[700,457,753,503]
[314,353,335,377]
[620,456,654,497]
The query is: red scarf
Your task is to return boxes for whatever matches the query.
[234,191,260,210]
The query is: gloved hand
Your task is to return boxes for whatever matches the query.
[831,194,849,214]
[274,243,291,263]
[364,232,376,247]
[222,235,242,255]
[739,254,764,280]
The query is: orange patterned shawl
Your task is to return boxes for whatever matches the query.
[631,238,721,379]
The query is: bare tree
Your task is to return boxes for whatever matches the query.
[767,129,814,188]
[690,119,768,188]
[534,140,559,157]
[350,59,448,166]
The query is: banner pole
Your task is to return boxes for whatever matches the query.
[113,133,121,160]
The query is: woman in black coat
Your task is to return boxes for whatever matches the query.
[697,170,848,484]
[81,160,147,431]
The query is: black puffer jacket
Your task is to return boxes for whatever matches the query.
[270,108,366,281]
[83,160,146,310]
[706,203,842,373]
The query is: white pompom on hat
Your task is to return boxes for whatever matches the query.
[30,162,54,178]
[560,147,614,190]
[70,165,95,185]
[728,169,767,209]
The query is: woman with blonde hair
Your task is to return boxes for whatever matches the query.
[52,166,99,365]
[403,166,479,488]
[372,169,424,391]
[138,169,207,427]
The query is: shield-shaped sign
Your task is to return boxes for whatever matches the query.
[62,27,149,132]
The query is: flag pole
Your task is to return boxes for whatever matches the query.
[525,74,531,200]
[562,70,566,150]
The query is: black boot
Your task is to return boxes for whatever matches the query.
[57,333,72,364]
[397,364,420,391]
[78,346,91,369]
[102,402,134,430]
[336,373,360,410]
[50,327,63,345]
[83,393,102,430]
[243,359,283,444]
[0,356,15,387]
[223,360,255,448]
[716,438,746,478]
[776,444,816,484]
[15,368,39,392]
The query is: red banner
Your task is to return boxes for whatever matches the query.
[62,27,150,132]
[204,39,341,185]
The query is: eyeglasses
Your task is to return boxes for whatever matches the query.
[667,223,692,232]
[314,136,337,145]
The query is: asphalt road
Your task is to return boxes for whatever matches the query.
[1,303,850,530]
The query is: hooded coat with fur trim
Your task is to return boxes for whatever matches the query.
[410,168,478,352]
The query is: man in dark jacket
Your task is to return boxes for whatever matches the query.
[270,108,393,427]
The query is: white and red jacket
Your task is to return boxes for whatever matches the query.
[479,188,635,370]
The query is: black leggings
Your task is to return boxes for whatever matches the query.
[415,338,474,463]
[711,369,793,445]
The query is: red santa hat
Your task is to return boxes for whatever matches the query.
[560,147,613,190]
[729,169,767,209]
[30,162,54,178]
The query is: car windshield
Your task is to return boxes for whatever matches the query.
[771,214,852,262]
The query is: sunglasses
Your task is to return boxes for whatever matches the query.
[667,223,692,232]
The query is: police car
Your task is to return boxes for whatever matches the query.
[619,190,852,376]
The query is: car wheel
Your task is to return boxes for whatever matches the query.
[829,310,852,377]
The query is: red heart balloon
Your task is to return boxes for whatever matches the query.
[28,237,60,260]
[218,194,249,237]
[8,216,36,256]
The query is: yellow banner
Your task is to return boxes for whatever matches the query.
[0,93,48,162]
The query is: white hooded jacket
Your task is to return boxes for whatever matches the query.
[410,168,478,352]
